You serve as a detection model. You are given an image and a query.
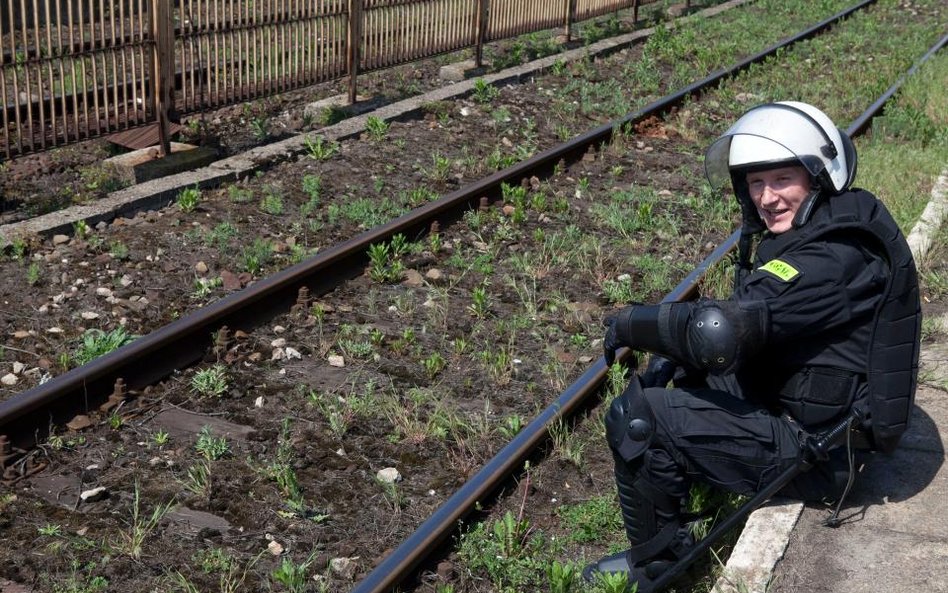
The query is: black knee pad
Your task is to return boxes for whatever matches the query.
[606,379,656,463]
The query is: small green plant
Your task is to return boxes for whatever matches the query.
[228,185,254,203]
[120,482,174,559]
[177,186,201,213]
[182,459,212,498]
[304,135,339,160]
[547,560,578,593]
[472,78,500,103]
[72,327,136,366]
[153,430,170,446]
[192,276,223,299]
[365,115,389,141]
[250,115,269,140]
[602,275,635,304]
[238,238,274,274]
[498,414,524,439]
[38,523,62,537]
[468,285,491,318]
[271,554,316,593]
[595,570,633,593]
[25,261,41,285]
[195,425,229,460]
[9,237,28,260]
[73,219,92,240]
[191,365,229,397]
[555,496,623,544]
[367,239,406,283]
[423,351,447,379]
[259,190,284,215]
[109,240,130,260]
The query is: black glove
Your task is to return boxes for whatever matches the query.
[640,355,678,388]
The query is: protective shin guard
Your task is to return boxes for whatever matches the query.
[582,452,688,593]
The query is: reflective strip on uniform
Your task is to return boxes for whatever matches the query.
[758,259,800,281]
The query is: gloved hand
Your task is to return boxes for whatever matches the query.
[640,355,678,388]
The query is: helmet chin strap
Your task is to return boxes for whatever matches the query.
[792,188,823,229]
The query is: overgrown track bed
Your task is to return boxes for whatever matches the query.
[0,1,944,592]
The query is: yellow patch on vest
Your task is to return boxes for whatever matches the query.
[758,259,800,282]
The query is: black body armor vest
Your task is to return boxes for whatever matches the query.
[736,189,921,453]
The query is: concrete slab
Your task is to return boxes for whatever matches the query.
[105,142,219,184]
[439,59,489,82]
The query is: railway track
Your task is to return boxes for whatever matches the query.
[0,1,943,591]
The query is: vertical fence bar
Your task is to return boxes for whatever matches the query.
[474,0,487,67]
[563,0,573,41]
[633,0,640,24]
[347,0,362,103]
[152,0,173,155]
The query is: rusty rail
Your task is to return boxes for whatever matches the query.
[1,0,665,161]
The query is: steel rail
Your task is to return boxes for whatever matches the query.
[0,0,878,454]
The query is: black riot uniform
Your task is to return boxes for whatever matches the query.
[583,102,921,592]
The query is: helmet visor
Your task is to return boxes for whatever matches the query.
[704,104,840,190]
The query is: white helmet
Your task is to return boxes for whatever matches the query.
[705,101,857,229]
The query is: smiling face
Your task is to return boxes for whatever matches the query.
[746,165,812,234]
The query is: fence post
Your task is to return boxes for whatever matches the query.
[151,0,174,157]
[474,0,488,68]
[633,0,640,24]
[347,0,364,104]
[564,0,577,41]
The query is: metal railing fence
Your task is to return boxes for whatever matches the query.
[1,0,668,162]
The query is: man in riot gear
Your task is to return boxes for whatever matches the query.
[583,101,921,592]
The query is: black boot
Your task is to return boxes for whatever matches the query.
[582,452,692,593]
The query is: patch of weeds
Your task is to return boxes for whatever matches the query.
[195,425,229,460]
[367,234,410,283]
[177,186,201,213]
[316,104,348,126]
[271,553,318,593]
[457,510,546,592]
[364,115,389,141]
[109,240,130,260]
[204,221,238,250]
[555,495,622,544]
[259,187,284,215]
[304,135,339,160]
[547,560,579,593]
[549,418,585,467]
[327,195,408,229]
[472,78,500,104]
[182,459,212,499]
[41,561,109,593]
[191,365,229,397]
[25,261,42,285]
[119,482,175,559]
[238,238,274,274]
[72,327,136,366]
[227,185,254,203]
[602,274,635,304]
[191,276,223,299]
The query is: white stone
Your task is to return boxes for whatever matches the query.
[328,355,345,367]
[52,234,70,245]
[376,467,402,484]
[1,373,18,386]
[284,347,302,360]
[254,396,265,408]
[273,325,286,333]
[271,348,286,361]
[46,327,64,334]
[96,287,113,298]
[12,362,26,374]
[119,274,133,287]
[81,311,99,320]
[195,261,208,274]
[79,486,108,502]
[330,557,357,579]
[270,337,286,348]
[267,540,284,555]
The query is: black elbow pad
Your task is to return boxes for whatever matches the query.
[685,300,768,375]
